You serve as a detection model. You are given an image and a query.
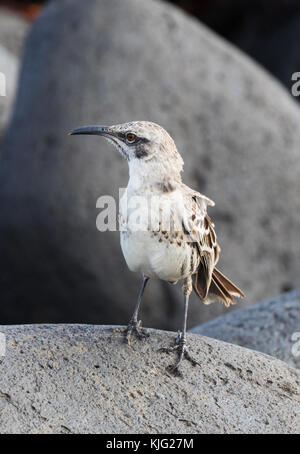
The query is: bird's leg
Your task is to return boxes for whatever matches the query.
[124,276,149,345]
[159,277,200,372]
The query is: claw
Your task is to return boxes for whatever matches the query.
[124,319,149,345]
[159,332,200,372]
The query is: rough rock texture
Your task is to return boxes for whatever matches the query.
[0,325,299,434]
[0,44,19,137]
[0,0,300,328]
[0,8,29,56]
[190,289,300,370]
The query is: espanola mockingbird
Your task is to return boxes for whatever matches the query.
[71,121,244,372]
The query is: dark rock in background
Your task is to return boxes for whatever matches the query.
[0,0,300,328]
[169,0,300,99]
[4,0,300,98]
[190,289,300,370]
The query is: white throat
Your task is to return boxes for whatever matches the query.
[127,157,182,192]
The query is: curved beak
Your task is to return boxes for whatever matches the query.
[69,125,113,137]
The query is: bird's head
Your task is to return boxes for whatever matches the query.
[70,121,184,178]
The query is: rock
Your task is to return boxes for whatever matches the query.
[0,0,300,328]
[0,325,299,434]
[0,45,19,138]
[0,8,29,57]
[190,289,300,370]
[175,0,300,100]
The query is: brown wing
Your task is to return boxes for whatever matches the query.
[193,212,220,299]
[181,191,244,305]
[181,194,218,299]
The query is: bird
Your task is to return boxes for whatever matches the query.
[70,121,244,372]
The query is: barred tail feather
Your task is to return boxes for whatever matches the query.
[213,268,245,299]
[193,267,245,307]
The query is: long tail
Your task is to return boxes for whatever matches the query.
[193,267,245,308]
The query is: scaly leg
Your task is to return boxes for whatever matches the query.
[159,276,200,372]
[125,276,149,345]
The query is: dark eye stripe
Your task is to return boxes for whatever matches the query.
[115,132,150,148]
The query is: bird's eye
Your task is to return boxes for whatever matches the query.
[126,132,136,143]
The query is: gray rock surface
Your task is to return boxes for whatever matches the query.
[0,0,300,328]
[0,324,299,434]
[190,289,300,370]
[0,8,29,56]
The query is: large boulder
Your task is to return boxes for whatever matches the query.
[0,324,299,434]
[190,289,300,370]
[0,0,300,328]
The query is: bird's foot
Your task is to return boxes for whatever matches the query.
[124,319,149,345]
[159,331,200,374]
